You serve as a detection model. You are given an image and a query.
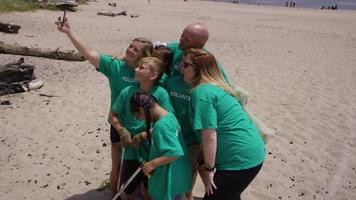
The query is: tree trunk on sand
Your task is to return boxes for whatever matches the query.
[0,41,86,61]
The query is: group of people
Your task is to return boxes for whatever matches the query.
[55,15,265,200]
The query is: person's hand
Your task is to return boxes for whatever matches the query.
[131,132,147,148]
[200,167,217,195]
[117,127,132,147]
[55,16,70,34]
[142,161,155,177]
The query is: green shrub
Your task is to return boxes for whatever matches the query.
[0,0,39,13]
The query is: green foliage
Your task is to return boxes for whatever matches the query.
[0,0,39,13]
[97,179,110,192]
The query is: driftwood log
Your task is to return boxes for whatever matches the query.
[0,58,35,83]
[97,10,127,17]
[0,41,85,61]
[0,22,21,34]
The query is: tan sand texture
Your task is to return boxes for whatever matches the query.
[1,0,356,199]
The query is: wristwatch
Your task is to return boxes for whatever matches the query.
[204,165,216,173]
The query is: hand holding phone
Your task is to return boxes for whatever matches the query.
[61,10,67,27]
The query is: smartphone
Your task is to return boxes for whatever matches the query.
[61,10,67,27]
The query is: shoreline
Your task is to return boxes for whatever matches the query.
[197,0,356,11]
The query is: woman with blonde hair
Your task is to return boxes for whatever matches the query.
[181,48,265,200]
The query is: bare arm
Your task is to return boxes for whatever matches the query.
[109,111,124,131]
[201,128,217,169]
[55,17,100,68]
[201,128,217,195]
[109,111,133,146]
[142,156,178,176]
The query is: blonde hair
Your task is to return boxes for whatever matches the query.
[184,48,238,98]
[133,37,153,57]
[152,45,173,75]
[137,57,164,83]
[112,37,153,60]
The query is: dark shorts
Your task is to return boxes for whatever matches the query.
[121,160,148,195]
[110,125,121,143]
[203,163,263,200]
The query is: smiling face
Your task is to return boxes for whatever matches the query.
[134,62,156,83]
[181,55,197,85]
[125,41,145,66]
[179,23,209,50]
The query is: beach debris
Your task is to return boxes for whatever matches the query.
[130,13,139,18]
[0,100,11,105]
[0,58,44,96]
[0,22,21,34]
[108,2,117,7]
[97,10,127,17]
[39,93,59,98]
[0,58,34,83]
[0,41,85,61]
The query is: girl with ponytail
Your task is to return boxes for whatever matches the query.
[129,91,190,200]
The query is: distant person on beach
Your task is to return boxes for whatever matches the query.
[182,48,265,200]
[129,91,191,200]
[166,22,231,200]
[110,57,181,200]
[55,17,153,198]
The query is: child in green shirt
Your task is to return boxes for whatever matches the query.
[129,91,191,200]
[110,57,175,200]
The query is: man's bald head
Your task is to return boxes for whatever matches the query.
[179,23,209,50]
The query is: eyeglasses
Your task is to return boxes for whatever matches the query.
[181,61,196,69]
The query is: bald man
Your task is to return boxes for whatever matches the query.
[167,23,209,77]
[166,23,231,200]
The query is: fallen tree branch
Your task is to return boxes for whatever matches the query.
[0,41,85,61]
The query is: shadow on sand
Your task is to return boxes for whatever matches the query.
[64,188,203,200]
[65,188,111,200]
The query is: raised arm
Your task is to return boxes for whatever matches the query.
[55,16,100,68]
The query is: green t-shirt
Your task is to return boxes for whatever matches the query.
[167,42,232,85]
[190,84,265,170]
[98,54,136,107]
[111,84,174,160]
[148,112,191,200]
[166,75,199,145]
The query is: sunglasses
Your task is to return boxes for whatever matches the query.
[182,61,196,69]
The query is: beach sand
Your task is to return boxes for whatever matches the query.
[1,0,356,199]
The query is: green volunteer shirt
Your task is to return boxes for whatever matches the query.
[98,54,136,107]
[111,84,174,161]
[148,112,191,200]
[167,42,232,85]
[166,75,199,145]
[190,84,265,170]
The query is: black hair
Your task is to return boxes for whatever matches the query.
[129,91,157,142]
[152,45,173,75]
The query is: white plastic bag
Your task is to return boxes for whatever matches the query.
[235,86,274,144]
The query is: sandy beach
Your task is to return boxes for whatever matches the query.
[1,0,356,199]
